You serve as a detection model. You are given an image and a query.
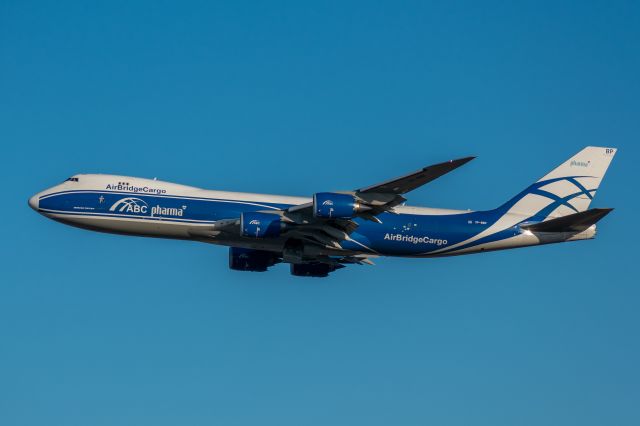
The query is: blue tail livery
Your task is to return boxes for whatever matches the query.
[29,146,617,277]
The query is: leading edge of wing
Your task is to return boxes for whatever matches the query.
[357,156,476,195]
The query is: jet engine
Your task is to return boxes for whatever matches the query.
[240,212,283,238]
[229,247,281,272]
[313,192,369,218]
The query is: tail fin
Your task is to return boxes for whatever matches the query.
[498,146,617,219]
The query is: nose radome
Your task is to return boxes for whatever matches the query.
[28,194,39,210]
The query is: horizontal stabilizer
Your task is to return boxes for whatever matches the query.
[521,208,613,233]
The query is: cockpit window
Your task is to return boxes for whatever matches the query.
[64,177,79,182]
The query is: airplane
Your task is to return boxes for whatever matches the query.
[29,146,616,277]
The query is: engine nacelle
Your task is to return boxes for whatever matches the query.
[229,247,281,272]
[290,263,344,277]
[240,212,283,238]
[313,192,362,218]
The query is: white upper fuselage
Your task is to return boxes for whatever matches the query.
[30,174,466,216]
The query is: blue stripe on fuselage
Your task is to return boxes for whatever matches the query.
[39,190,289,221]
[38,190,502,255]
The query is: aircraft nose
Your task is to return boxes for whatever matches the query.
[28,194,39,211]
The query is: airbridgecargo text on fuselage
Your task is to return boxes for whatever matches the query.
[384,233,448,246]
[105,183,167,194]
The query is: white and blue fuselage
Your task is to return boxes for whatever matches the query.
[28,147,616,276]
[29,173,596,258]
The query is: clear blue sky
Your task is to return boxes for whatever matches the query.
[1,1,638,425]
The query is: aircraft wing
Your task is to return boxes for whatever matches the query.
[286,156,475,220]
[195,156,473,275]
[358,156,476,195]
[272,156,475,250]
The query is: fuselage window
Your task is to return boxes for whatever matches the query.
[64,177,79,182]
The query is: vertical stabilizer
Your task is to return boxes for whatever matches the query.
[498,146,617,219]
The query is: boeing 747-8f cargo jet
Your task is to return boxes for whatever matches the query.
[29,147,616,277]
